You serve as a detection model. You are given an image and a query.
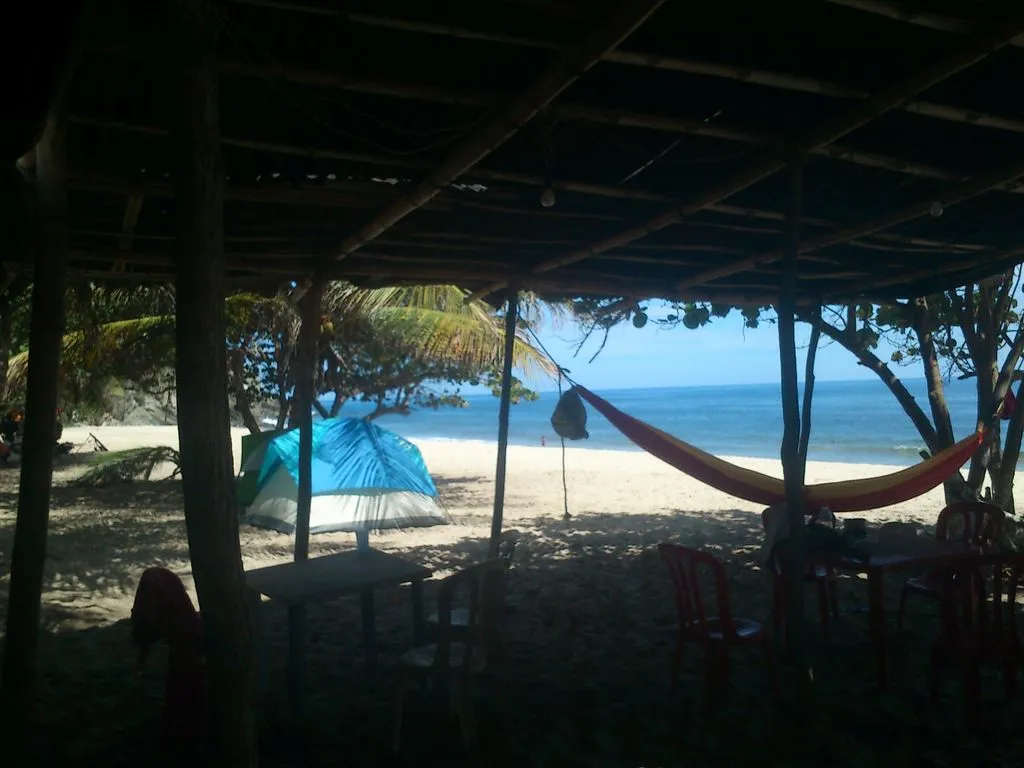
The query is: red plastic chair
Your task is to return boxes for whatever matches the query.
[658,543,775,711]
[898,502,1005,629]
[930,553,1024,728]
[761,507,839,637]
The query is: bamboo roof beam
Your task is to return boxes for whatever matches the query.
[226,1,1024,135]
[677,154,1024,292]
[466,10,1024,301]
[853,245,1024,294]
[66,115,1011,256]
[333,0,667,259]
[74,71,1024,193]
[85,51,1022,189]
[824,0,1024,46]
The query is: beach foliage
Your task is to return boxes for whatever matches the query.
[2,282,552,431]
[225,284,550,431]
[71,445,181,487]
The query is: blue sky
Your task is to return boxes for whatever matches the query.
[523,301,906,391]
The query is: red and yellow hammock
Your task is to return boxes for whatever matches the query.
[574,386,984,513]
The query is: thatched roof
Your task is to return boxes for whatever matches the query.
[26,0,1024,303]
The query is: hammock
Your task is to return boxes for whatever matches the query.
[574,386,984,513]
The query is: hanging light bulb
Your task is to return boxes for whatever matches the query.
[930,200,944,218]
[540,187,556,208]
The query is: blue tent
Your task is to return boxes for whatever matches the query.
[243,418,449,535]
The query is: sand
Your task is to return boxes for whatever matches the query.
[2,425,1021,765]
[13,424,976,624]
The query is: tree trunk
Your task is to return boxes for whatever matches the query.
[0,103,70,760]
[329,391,347,417]
[912,298,962,502]
[992,378,1024,513]
[294,277,325,562]
[169,0,258,762]
[228,349,262,435]
[779,162,809,684]
[966,284,1001,493]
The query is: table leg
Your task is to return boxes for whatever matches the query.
[287,605,306,726]
[361,588,377,666]
[411,579,426,645]
[868,570,888,690]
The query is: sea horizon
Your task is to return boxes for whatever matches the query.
[326,377,984,468]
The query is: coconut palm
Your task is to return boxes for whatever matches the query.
[323,283,560,378]
[4,282,558,419]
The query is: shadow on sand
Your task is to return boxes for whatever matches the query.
[2,478,1023,766]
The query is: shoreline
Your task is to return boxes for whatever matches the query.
[64,424,938,470]
[58,425,995,481]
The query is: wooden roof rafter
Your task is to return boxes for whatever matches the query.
[823,0,1024,44]
[332,0,669,262]
[678,153,1024,291]
[466,8,1024,301]
[83,53,1024,192]
[68,114,1009,255]
[228,0,1024,137]
[58,1,1024,303]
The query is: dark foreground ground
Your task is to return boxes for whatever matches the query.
[3,477,1023,767]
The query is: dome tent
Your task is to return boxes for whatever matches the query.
[243,418,449,536]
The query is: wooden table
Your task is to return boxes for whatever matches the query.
[246,548,433,720]
[822,525,979,690]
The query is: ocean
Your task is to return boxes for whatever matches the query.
[332,377,986,467]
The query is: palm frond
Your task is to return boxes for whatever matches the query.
[72,446,181,486]
[370,307,553,380]
[325,283,556,381]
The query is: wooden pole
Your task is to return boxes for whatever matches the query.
[778,161,809,676]
[0,104,69,759]
[293,275,325,561]
[169,0,257,762]
[489,292,519,559]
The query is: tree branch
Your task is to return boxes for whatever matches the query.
[952,286,981,362]
[227,348,262,435]
[912,298,956,449]
[994,268,1016,327]
[806,309,939,451]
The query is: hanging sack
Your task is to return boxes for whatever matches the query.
[551,387,589,440]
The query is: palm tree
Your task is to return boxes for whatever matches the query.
[323,283,559,379]
[4,282,559,426]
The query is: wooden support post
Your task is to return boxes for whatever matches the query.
[489,292,519,558]
[169,0,257,762]
[778,161,810,679]
[0,105,69,759]
[286,273,324,730]
[798,310,822,465]
[294,275,325,562]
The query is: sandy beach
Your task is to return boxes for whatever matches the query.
[10,424,979,626]
[2,425,1021,765]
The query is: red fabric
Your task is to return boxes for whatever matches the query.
[131,567,206,749]
[575,385,985,512]
[1002,389,1016,421]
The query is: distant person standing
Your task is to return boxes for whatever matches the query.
[540,435,546,447]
